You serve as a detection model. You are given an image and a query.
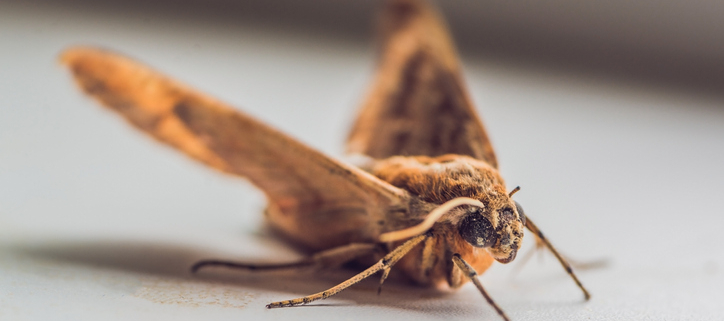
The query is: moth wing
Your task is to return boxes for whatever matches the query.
[347,0,498,168]
[62,47,409,250]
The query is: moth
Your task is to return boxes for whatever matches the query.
[61,0,590,319]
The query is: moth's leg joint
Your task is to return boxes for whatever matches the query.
[452,254,510,321]
[452,254,476,278]
[265,234,428,308]
[381,257,390,266]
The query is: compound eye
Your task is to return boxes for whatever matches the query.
[514,201,526,226]
[458,210,497,248]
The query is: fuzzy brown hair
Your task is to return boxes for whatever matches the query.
[371,154,507,206]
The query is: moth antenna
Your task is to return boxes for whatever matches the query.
[524,217,591,300]
[378,197,484,243]
[508,186,521,197]
[191,243,377,273]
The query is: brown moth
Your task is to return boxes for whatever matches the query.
[61,0,590,319]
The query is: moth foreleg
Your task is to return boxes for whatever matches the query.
[266,234,428,308]
[377,267,391,295]
[191,243,377,273]
[451,254,510,321]
[524,217,591,300]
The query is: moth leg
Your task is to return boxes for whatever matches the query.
[377,267,391,295]
[191,243,377,273]
[379,232,436,295]
[266,234,428,308]
[524,217,591,300]
[452,254,510,321]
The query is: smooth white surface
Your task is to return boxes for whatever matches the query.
[2,2,723,320]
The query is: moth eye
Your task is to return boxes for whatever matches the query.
[458,211,497,248]
[514,201,526,226]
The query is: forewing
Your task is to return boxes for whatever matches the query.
[62,47,408,250]
[347,0,498,168]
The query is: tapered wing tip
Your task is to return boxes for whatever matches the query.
[59,46,96,65]
[58,46,121,73]
[58,47,112,97]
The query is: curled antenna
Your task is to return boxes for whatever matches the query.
[379,197,484,242]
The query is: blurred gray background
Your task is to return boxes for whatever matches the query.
[8,0,724,92]
[1,0,723,320]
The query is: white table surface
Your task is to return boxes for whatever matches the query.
[2,1,723,320]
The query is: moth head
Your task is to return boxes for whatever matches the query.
[457,188,525,264]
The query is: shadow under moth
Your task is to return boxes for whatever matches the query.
[61,0,590,319]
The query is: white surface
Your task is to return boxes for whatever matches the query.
[1,1,723,320]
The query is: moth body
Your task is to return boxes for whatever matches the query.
[62,0,589,318]
[265,153,525,289]
[372,155,524,287]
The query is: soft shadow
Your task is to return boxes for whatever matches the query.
[13,236,488,317]
[18,239,204,278]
